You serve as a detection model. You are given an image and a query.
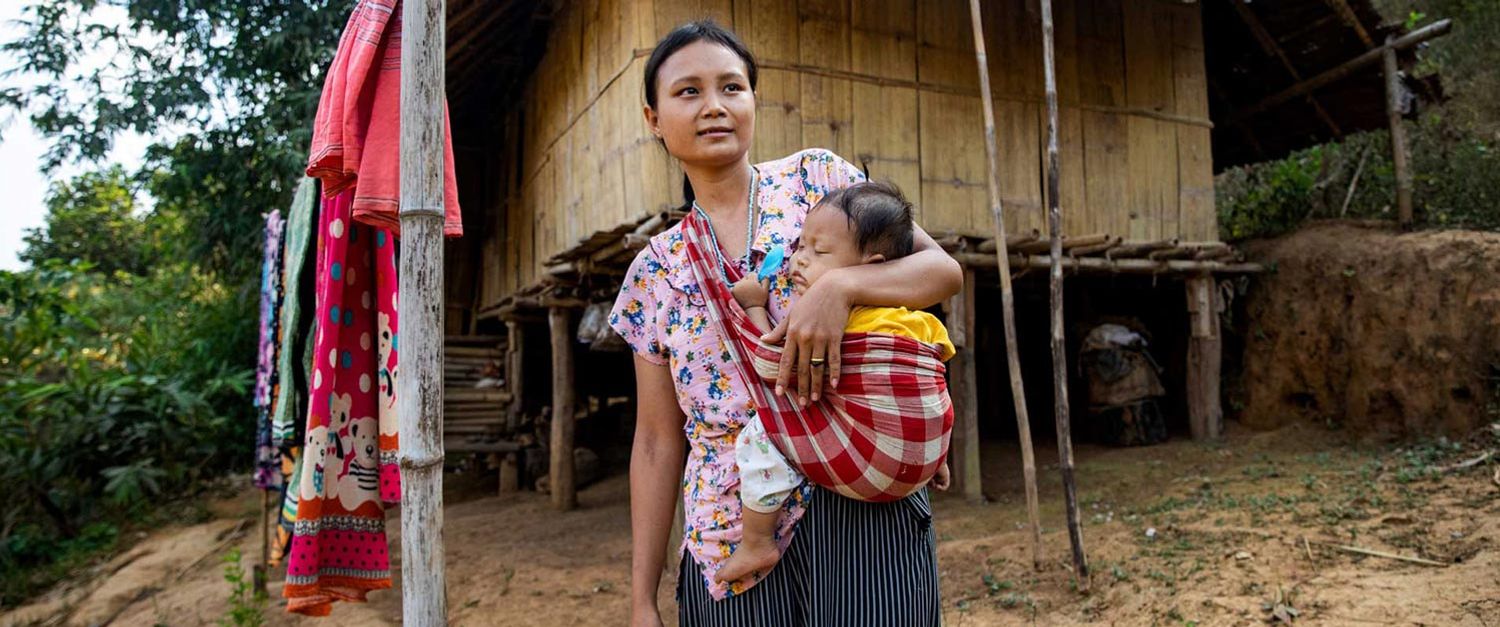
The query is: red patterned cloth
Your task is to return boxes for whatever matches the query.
[679,210,953,502]
[306,0,463,237]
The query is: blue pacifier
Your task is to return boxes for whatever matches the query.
[757,245,786,282]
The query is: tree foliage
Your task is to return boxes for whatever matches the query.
[3,0,345,281]
[0,1,348,605]
[1218,3,1500,240]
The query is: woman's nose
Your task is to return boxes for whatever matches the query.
[700,93,726,118]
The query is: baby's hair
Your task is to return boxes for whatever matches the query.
[814,181,915,260]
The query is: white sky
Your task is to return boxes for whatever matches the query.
[0,3,154,271]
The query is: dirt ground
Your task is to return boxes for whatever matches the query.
[1239,221,1500,437]
[6,422,1498,626]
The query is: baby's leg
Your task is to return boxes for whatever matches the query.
[716,415,802,583]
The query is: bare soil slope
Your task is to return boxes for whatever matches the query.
[8,423,1497,626]
[1239,221,1500,437]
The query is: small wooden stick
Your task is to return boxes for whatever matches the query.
[1302,536,1314,561]
[1320,542,1448,567]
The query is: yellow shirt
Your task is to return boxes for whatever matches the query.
[845,306,956,362]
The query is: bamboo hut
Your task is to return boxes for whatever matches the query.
[428,0,1444,505]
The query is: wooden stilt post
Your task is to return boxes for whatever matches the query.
[967,0,1044,569]
[1039,0,1088,590]
[945,268,983,503]
[1383,36,1414,229]
[1185,274,1223,440]
[397,0,447,622]
[549,307,577,511]
[505,319,524,433]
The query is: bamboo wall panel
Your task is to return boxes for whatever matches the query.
[478,0,1218,304]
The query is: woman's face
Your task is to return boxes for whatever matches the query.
[645,41,756,169]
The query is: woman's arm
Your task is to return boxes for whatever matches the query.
[629,354,688,627]
[764,222,962,403]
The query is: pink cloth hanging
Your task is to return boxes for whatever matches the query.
[306,0,463,237]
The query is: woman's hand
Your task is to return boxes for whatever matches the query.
[931,462,951,491]
[761,269,851,405]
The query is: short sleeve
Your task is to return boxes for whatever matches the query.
[609,245,670,365]
[799,148,868,206]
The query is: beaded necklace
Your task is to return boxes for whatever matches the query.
[691,165,761,284]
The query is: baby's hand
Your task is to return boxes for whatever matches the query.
[731,275,771,308]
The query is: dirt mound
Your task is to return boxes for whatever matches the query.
[1237,221,1500,437]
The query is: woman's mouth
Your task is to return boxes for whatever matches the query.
[698,127,734,138]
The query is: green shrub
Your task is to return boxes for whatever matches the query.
[0,261,254,606]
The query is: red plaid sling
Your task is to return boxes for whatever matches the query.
[681,210,954,502]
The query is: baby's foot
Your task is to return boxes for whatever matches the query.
[714,538,782,583]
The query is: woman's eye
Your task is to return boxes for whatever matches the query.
[677,87,698,96]
[725,83,744,93]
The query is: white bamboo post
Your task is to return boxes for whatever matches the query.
[1040,0,1089,591]
[398,0,448,623]
[966,0,1044,569]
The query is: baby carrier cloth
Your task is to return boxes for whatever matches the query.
[680,210,953,502]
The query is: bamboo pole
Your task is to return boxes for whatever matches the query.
[966,0,1043,570]
[398,0,447,623]
[1383,35,1414,229]
[1039,0,1089,591]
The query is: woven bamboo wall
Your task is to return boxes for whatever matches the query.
[478,0,1216,307]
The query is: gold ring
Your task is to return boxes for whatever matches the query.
[809,357,826,367]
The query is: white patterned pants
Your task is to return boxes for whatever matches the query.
[736,416,804,513]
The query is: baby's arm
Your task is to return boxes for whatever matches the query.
[731,276,773,334]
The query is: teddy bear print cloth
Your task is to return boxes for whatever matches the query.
[282,187,403,616]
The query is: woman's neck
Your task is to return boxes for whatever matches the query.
[684,158,753,217]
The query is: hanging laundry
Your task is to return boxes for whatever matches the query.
[282,189,402,616]
[273,178,322,447]
[269,177,321,564]
[285,0,465,614]
[254,210,287,490]
[269,446,303,566]
[305,0,464,237]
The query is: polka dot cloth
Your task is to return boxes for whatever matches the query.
[284,188,402,612]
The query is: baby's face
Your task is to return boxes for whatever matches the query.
[789,204,866,293]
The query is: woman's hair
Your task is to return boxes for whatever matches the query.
[642,20,758,109]
[814,181,916,260]
[642,20,759,208]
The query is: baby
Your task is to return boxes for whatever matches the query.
[717,181,956,583]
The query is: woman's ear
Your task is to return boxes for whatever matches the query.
[861,252,887,265]
[643,105,660,138]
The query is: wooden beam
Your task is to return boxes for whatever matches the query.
[1321,0,1376,48]
[1230,0,1342,137]
[1384,37,1414,229]
[1228,19,1452,125]
[548,307,577,511]
[945,268,982,504]
[966,0,1043,568]
[397,0,448,622]
[1185,274,1223,440]
[954,252,1263,275]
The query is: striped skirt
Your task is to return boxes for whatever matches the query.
[678,487,941,626]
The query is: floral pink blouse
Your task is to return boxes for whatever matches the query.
[610,149,866,600]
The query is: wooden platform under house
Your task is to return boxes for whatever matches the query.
[424,0,1446,509]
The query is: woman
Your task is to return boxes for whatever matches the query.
[609,21,963,626]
